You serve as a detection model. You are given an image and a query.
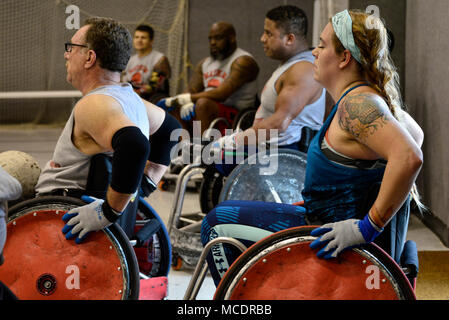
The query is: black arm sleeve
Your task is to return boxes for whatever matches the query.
[110,126,150,194]
[148,111,182,166]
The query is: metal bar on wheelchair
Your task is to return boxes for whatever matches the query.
[179,220,202,232]
[167,164,204,234]
[183,237,247,300]
[180,212,206,218]
[204,117,231,140]
[234,110,255,132]
[179,217,198,225]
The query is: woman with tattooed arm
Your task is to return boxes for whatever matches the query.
[200,9,423,286]
[305,9,423,261]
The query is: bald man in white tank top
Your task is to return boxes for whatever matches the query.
[157,21,260,135]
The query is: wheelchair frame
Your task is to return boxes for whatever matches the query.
[164,107,258,269]
[185,227,416,300]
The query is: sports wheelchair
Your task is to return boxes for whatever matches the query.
[167,148,310,270]
[166,124,318,268]
[183,149,419,300]
[0,154,171,300]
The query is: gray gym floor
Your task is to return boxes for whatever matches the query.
[0,125,447,300]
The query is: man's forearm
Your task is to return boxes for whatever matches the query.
[144,161,168,184]
[105,186,133,212]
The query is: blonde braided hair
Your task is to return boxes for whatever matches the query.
[331,10,426,212]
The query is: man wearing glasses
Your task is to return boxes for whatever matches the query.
[35,17,180,243]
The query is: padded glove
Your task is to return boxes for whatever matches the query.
[140,174,157,197]
[180,102,196,121]
[309,214,383,259]
[61,195,121,244]
[156,93,192,112]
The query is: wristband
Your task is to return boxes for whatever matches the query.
[141,175,157,197]
[101,199,122,223]
[358,214,383,243]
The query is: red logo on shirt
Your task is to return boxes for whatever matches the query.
[203,69,227,89]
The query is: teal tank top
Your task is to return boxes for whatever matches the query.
[301,84,385,222]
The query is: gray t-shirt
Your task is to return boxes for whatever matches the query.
[123,50,165,87]
[201,48,258,110]
[35,83,150,195]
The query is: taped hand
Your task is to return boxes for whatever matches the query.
[309,214,383,259]
[156,93,192,112]
[180,102,196,121]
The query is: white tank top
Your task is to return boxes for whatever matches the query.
[123,50,165,86]
[255,50,325,146]
[202,47,258,110]
[35,83,149,195]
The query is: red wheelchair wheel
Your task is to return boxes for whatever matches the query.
[214,226,415,300]
[1,196,140,300]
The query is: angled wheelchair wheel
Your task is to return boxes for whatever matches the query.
[232,107,256,131]
[134,198,172,277]
[219,149,307,204]
[199,166,226,214]
[1,196,140,300]
[214,226,416,300]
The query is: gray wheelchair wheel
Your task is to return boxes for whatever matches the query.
[219,148,307,204]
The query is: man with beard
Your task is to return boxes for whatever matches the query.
[157,21,260,135]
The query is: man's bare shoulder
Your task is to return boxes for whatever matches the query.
[277,60,316,90]
[196,57,209,69]
[283,60,314,80]
[229,55,259,82]
[231,55,259,71]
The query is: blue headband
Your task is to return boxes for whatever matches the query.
[331,10,362,64]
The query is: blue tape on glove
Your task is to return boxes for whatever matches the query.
[156,99,175,112]
[358,214,383,242]
[81,195,96,203]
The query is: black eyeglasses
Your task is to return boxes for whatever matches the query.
[65,42,88,52]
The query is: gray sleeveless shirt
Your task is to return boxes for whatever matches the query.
[35,83,149,195]
[255,50,326,146]
[123,50,165,86]
[202,48,258,110]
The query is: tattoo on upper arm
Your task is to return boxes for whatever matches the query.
[188,62,205,93]
[229,56,259,84]
[154,57,171,78]
[338,94,389,142]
